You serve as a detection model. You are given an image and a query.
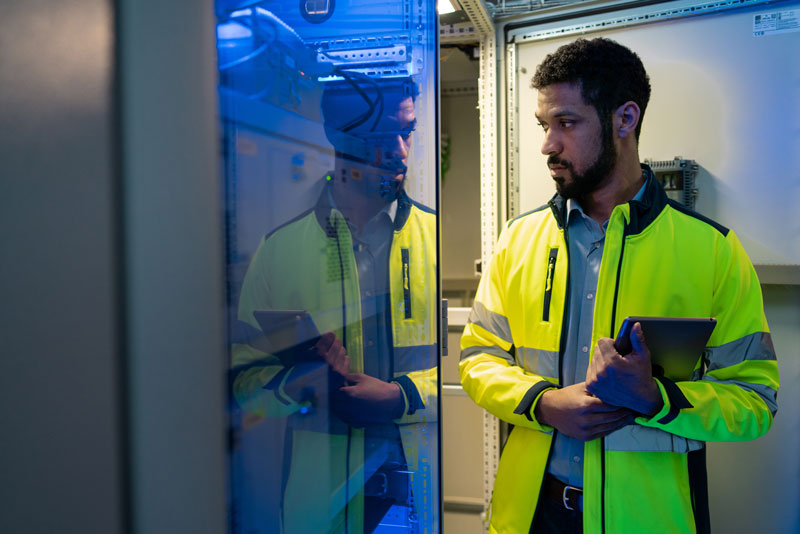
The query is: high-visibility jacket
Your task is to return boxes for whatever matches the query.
[460,168,778,534]
[232,188,438,534]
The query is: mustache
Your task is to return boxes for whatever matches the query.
[547,155,573,169]
[378,156,408,175]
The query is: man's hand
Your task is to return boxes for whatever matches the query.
[585,322,664,417]
[534,382,636,441]
[315,332,350,375]
[282,361,339,410]
[332,373,405,427]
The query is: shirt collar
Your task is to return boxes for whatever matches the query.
[567,175,649,224]
[325,180,398,227]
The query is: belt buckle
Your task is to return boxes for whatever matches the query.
[562,485,582,512]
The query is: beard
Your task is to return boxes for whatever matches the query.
[548,119,617,200]
[379,172,406,200]
[373,154,408,200]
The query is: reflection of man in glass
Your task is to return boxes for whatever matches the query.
[231,76,437,534]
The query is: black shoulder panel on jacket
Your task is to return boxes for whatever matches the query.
[506,192,564,229]
[666,200,730,237]
[394,190,432,231]
[264,207,316,242]
[626,166,728,238]
[626,169,668,235]
[408,195,436,215]
[507,204,549,228]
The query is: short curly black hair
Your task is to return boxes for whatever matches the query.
[531,38,651,141]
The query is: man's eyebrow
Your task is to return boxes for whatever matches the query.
[539,108,578,119]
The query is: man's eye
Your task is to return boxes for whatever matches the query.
[560,120,574,128]
[537,122,548,132]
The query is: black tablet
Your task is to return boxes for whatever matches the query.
[252,309,322,365]
[614,316,717,381]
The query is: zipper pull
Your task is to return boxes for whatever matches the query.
[543,248,558,322]
[545,254,556,292]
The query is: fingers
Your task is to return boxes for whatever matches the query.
[584,398,627,413]
[565,407,635,441]
[585,343,625,388]
[339,372,360,387]
[630,322,648,357]
[595,337,620,358]
[316,332,350,374]
[585,353,597,384]
[585,412,636,441]
[315,331,335,355]
[333,353,350,375]
[581,406,636,439]
[592,338,625,372]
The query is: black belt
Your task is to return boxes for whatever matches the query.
[541,474,583,512]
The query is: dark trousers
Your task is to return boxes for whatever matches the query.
[529,495,583,534]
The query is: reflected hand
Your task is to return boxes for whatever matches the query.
[585,322,663,417]
[282,361,329,405]
[534,382,636,441]
[332,373,405,427]
[315,332,350,375]
[282,361,345,414]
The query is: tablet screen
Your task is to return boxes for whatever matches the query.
[615,316,716,381]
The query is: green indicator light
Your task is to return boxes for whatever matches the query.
[326,174,332,181]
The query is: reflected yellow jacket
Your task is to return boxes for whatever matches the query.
[233,189,438,534]
[460,169,778,534]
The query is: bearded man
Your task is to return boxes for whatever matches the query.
[459,38,778,534]
[232,78,437,534]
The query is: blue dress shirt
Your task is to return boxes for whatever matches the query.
[547,181,647,487]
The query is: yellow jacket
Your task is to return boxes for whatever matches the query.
[460,169,778,534]
[233,188,438,533]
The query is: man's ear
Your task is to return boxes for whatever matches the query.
[616,101,641,139]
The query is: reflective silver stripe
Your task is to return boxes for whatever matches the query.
[393,344,436,373]
[706,332,776,371]
[704,332,778,415]
[516,346,559,380]
[468,300,512,343]
[701,376,779,416]
[605,424,704,453]
[460,344,514,365]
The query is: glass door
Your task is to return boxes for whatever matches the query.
[215,1,440,532]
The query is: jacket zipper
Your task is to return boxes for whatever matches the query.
[533,204,570,530]
[401,248,412,319]
[609,223,629,353]
[542,248,558,321]
[602,220,630,534]
[534,201,571,529]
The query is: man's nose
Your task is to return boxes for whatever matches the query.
[391,134,409,160]
[540,129,561,156]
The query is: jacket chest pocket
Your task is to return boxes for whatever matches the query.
[542,248,559,322]
[506,244,564,356]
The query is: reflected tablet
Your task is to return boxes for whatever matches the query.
[614,316,717,381]
[252,309,322,365]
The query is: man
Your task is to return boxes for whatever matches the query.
[231,79,437,533]
[460,38,778,534]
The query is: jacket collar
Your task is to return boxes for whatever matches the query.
[314,179,414,234]
[549,164,666,235]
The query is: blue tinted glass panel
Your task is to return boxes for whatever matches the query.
[217,1,440,533]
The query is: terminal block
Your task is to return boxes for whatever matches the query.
[644,157,699,210]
